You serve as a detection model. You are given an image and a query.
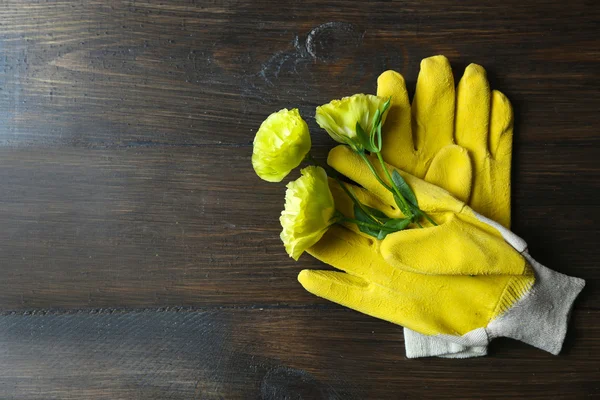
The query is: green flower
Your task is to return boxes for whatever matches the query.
[280,166,337,260]
[315,94,390,152]
[252,108,311,182]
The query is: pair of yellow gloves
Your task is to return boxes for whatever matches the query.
[299,56,585,358]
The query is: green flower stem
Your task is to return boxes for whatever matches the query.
[305,153,383,224]
[340,217,388,231]
[337,180,386,225]
[307,152,437,229]
[374,151,412,213]
[359,151,418,223]
[357,152,394,193]
[373,151,438,227]
[420,210,438,227]
[332,210,347,225]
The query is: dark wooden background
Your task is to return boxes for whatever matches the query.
[0,1,598,398]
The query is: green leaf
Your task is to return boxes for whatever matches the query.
[354,204,384,239]
[392,170,418,207]
[383,218,411,231]
[352,205,412,240]
[408,202,421,216]
[362,205,389,221]
[353,205,400,239]
[393,194,414,219]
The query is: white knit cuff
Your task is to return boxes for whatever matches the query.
[404,328,487,359]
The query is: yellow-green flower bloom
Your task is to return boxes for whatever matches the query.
[252,108,311,182]
[280,166,337,260]
[315,94,389,150]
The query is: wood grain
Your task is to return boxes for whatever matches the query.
[0,0,598,398]
[0,145,597,311]
[1,307,599,399]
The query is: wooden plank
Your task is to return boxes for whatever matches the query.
[0,307,598,399]
[0,0,598,398]
[0,145,596,310]
[0,1,597,147]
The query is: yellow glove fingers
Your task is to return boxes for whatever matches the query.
[423,144,472,203]
[380,213,530,276]
[298,269,424,330]
[307,224,383,279]
[454,63,492,158]
[299,269,369,293]
[328,178,354,216]
[469,90,513,228]
[489,90,513,160]
[411,55,455,174]
[299,269,531,336]
[377,70,420,174]
[328,145,464,214]
[488,90,513,227]
[299,268,424,332]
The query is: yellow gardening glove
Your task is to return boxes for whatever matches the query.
[301,146,584,355]
[378,56,514,357]
[378,55,513,228]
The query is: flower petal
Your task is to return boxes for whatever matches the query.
[280,166,337,260]
[315,94,388,150]
[252,108,311,182]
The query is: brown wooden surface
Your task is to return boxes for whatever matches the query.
[0,0,598,398]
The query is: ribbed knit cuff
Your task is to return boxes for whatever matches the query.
[486,252,585,355]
